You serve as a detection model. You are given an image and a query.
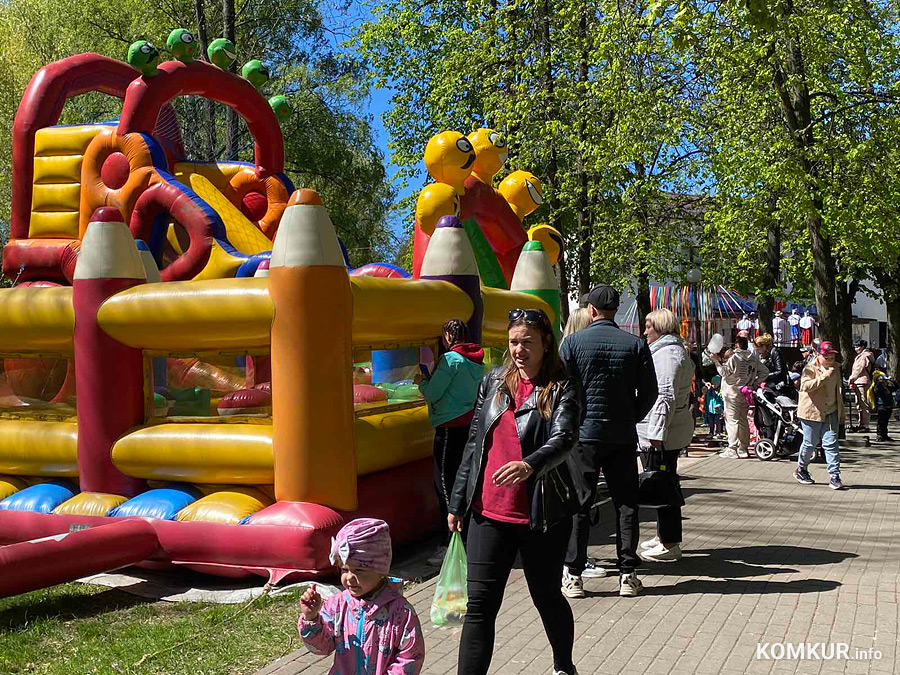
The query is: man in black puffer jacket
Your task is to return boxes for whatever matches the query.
[559,285,658,598]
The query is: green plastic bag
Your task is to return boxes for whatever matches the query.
[430,532,468,627]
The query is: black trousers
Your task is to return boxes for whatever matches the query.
[565,442,640,575]
[433,425,469,526]
[639,449,683,545]
[458,513,574,675]
[876,406,892,440]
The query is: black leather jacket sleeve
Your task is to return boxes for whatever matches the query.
[765,348,787,389]
[522,381,581,477]
[635,340,659,422]
[447,373,489,517]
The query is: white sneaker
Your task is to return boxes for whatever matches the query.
[718,449,740,459]
[426,546,447,567]
[581,557,610,578]
[639,542,682,562]
[561,567,584,598]
[619,572,643,597]
[552,668,578,675]
[639,536,660,551]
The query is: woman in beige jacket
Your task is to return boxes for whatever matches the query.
[848,339,874,432]
[794,341,845,490]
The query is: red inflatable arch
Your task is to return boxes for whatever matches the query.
[118,60,284,177]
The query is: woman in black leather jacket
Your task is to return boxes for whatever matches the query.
[448,308,581,675]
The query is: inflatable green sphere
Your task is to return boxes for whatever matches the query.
[167,29,197,62]
[208,38,237,68]
[269,95,292,122]
[242,59,269,88]
[127,41,160,77]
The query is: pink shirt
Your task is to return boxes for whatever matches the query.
[473,379,534,525]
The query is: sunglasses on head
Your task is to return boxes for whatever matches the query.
[508,308,547,325]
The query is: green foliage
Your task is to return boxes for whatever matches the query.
[0,582,304,674]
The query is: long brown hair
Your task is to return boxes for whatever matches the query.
[499,309,566,419]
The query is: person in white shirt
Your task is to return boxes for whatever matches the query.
[711,333,769,458]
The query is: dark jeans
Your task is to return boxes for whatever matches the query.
[877,406,892,439]
[433,425,469,528]
[458,513,574,675]
[565,442,639,575]
[639,449,683,545]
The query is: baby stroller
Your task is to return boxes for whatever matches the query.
[753,387,803,461]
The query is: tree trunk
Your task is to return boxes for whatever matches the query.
[758,215,780,335]
[807,208,839,342]
[194,0,216,160]
[224,0,239,159]
[836,279,859,369]
[771,23,840,344]
[636,271,651,332]
[539,0,569,327]
[575,8,591,300]
[886,293,900,382]
[873,269,900,381]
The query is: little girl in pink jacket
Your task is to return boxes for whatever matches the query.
[299,518,425,674]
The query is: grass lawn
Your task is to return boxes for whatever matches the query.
[0,581,306,675]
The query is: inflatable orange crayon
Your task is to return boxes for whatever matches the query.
[510,240,561,340]
[420,215,483,344]
[73,207,147,496]
[269,189,357,510]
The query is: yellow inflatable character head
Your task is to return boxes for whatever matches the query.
[424,131,476,194]
[416,183,460,236]
[527,223,563,266]
[498,170,544,221]
[467,128,508,183]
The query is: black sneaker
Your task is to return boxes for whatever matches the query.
[830,476,845,490]
[794,468,815,485]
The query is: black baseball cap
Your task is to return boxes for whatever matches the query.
[585,284,620,311]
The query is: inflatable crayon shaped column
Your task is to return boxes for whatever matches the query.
[73,207,147,497]
[510,240,561,340]
[269,190,357,510]
[420,215,484,344]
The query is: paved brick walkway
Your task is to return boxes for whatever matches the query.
[258,434,900,675]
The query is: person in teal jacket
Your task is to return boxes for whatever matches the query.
[419,319,484,560]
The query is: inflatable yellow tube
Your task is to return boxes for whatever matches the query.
[0,287,74,353]
[355,405,433,476]
[351,277,473,348]
[97,278,274,351]
[0,420,78,476]
[111,423,274,484]
[482,288,555,347]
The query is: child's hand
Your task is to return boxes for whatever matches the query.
[300,584,323,622]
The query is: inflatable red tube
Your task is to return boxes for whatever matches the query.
[10,53,138,239]
[0,519,159,599]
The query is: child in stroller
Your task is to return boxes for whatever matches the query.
[753,385,803,460]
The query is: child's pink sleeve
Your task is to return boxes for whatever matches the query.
[298,598,337,657]
[387,602,425,674]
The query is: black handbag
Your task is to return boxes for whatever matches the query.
[638,448,685,510]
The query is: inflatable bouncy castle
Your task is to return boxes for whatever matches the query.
[0,39,560,597]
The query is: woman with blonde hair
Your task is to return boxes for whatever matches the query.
[636,309,695,562]
[754,333,789,394]
[562,307,591,341]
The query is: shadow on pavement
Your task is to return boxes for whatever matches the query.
[586,577,841,597]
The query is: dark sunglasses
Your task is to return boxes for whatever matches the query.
[508,308,548,325]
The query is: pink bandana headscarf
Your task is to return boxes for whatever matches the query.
[329,518,393,574]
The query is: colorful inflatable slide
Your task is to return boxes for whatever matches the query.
[0,36,560,597]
